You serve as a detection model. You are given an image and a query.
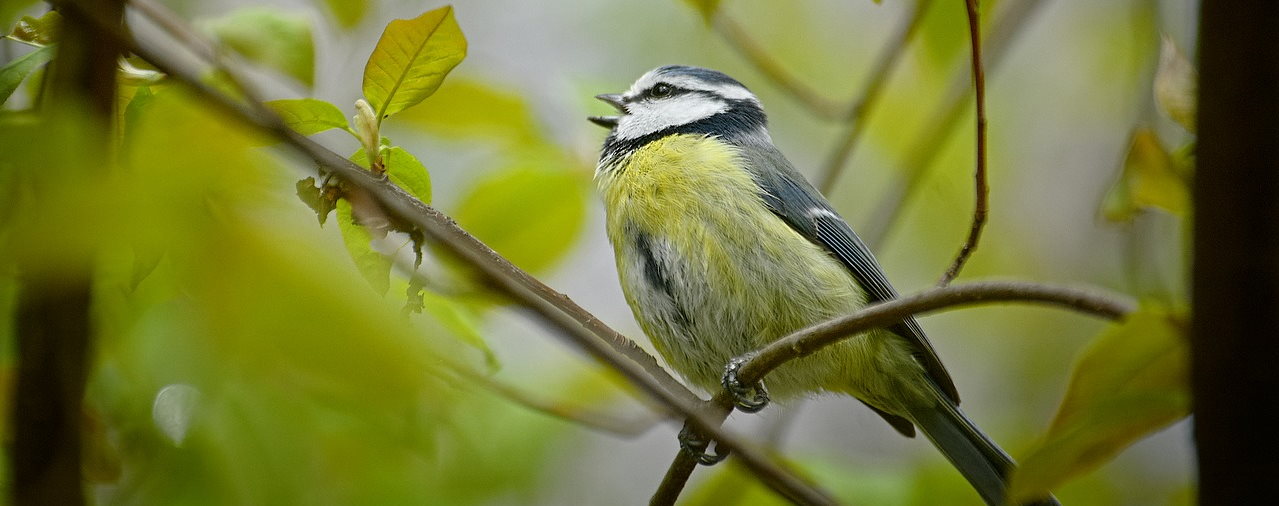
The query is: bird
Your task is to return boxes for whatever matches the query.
[589,65,1054,506]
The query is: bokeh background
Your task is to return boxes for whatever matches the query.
[0,0,1197,504]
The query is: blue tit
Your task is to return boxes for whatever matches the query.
[589,65,1053,506]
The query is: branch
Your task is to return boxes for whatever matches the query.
[817,0,936,195]
[860,0,1050,249]
[737,281,1133,385]
[936,0,988,287]
[713,13,844,119]
[86,3,839,504]
[648,280,1132,504]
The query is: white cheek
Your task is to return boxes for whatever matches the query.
[614,96,728,140]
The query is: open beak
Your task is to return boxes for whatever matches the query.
[588,93,627,129]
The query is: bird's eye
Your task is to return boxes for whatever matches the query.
[651,83,673,98]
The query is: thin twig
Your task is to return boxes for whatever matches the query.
[737,281,1134,385]
[713,13,844,119]
[649,280,1133,504]
[100,4,838,504]
[817,0,936,195]
[862,0,1050,248]
[441,359,659,437]
[936,0,988,287]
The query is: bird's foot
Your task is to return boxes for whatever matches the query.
[721,355,769,413]
[678,422,729,466]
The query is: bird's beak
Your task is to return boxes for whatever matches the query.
[588,93,627,129]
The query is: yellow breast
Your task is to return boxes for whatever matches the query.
[595,134,879,398]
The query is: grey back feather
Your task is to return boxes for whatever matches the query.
[735,136,962,406]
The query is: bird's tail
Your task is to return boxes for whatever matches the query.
[906,384,1060,506]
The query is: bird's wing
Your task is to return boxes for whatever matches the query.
[741,141,960,404]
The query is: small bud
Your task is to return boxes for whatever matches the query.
[352,99,384,173]
[1154,34,1197,133]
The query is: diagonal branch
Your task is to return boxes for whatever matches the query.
[817,0,936,195]
[78,2,839,504]
[936,0,988,287]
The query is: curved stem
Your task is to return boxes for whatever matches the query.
[936,0,988,287]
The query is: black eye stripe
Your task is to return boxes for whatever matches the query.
[647,82,687,99]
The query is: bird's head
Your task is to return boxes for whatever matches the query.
[590,65,766,142]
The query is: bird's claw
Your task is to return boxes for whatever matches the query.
[678,423,729,466]
[722,355,769,413]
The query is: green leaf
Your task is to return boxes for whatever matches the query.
[1102,127,1189,222]
[453,164,587,273]
[294,176,336,225]
[0,45,54,106]
[1009,308,1190,503]
[395,78,540,145]
[362,6,466,122]
[337,197,392,295]
[6,10,61,46]
[1154,35,1197,133]
[352,146,432,204]
[266,98,354,136]
[320,0,370,28]
[202,7,315,88]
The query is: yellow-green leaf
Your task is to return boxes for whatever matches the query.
[362,6,466,122]
[337,198,392,296]
[1102,127,1189,221]
[352,146,432,204]
[1009,308,1190,503]
[1155,34,1197,133]
[0,45,53,105]
[266,98,354,136]
[453,163,587,273]
[6,10,60,46]
[203,7,315,88]
[320,0,369,28]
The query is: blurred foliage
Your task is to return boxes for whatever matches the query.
[1102,127,1190,221]
[200,6,315,88]
[1011,308,1190,503]
[0,0,1198,504]
[6,10,60,47]
[1154,35,1197,133]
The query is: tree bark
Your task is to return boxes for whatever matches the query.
[9,1,124,504]
[1192,2,1279,504]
